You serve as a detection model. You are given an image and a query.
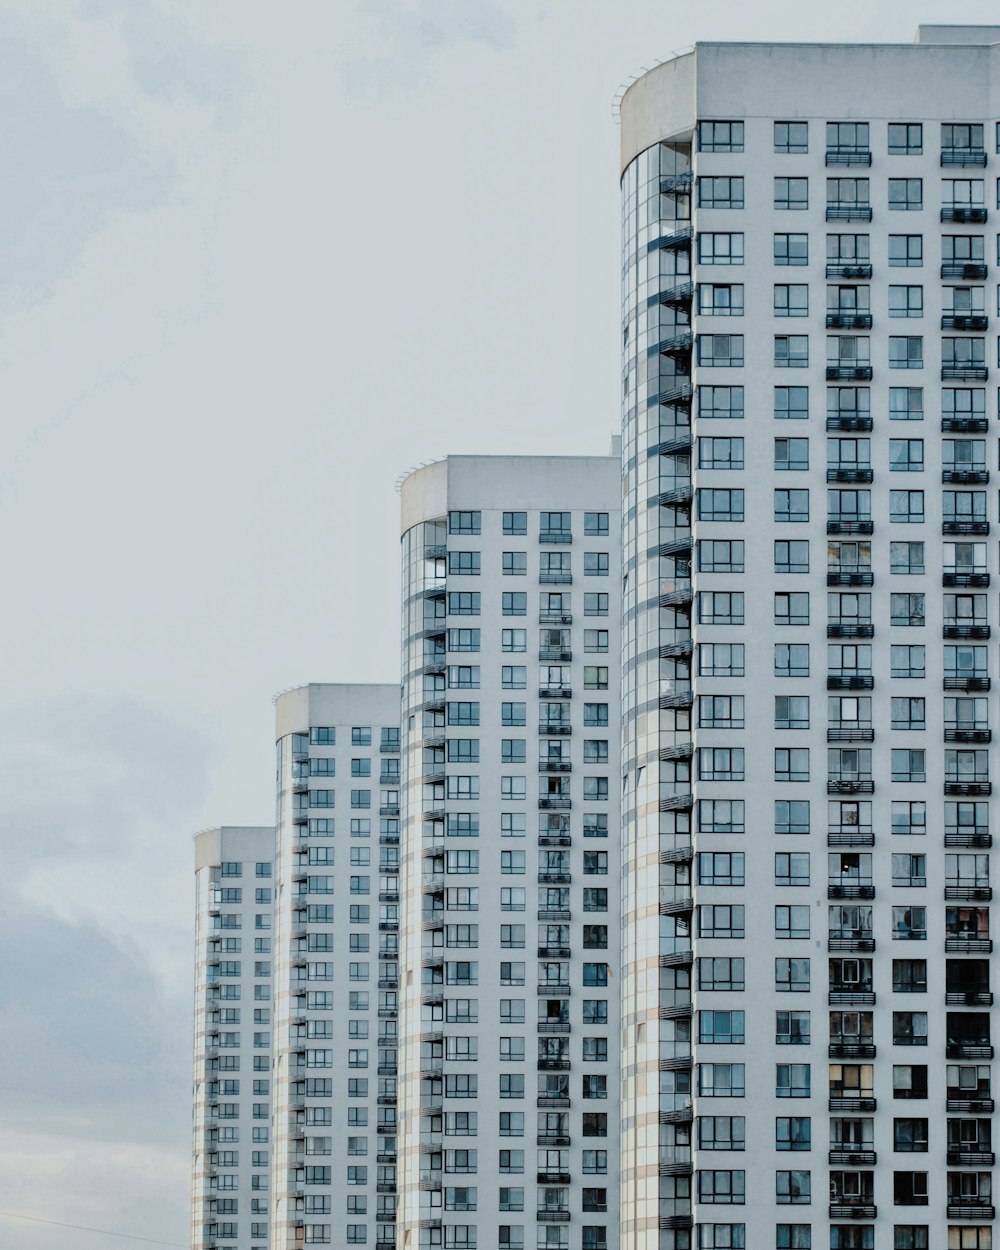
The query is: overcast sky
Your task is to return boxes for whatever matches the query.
[3,0,1000,1245]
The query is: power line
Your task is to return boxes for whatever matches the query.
[0,1210,186,1247]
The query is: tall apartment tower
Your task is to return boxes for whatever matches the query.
[269,684,402,1250]
[192,825,276,1250]
[619,25,1000,1250]
[396,456,622,1250]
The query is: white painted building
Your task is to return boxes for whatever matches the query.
[619,24,1000,1250]
[269,684,402,1250]
[396,455,622,1250]
[192,825,276,1250]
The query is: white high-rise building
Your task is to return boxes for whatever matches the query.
[619,25,1000,1250]
[396,455,622,1250]
[269,684,402,1250]
[192,825,276,1250]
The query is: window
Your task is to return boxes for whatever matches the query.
[775,906,810,941]
[774,489,809,522]
[776,1171,811,1204]
[700,591,745,624]
[889,179,923,210]
[891,749,926,783]
[700,284,745,316]
[775,957,811,992]
[775,853,810,886]
[774,592,809,626]
[584,512,609,536]
[776,1063,811,1097]
[775,336,808,368]
[699,1063,746,1097]
[699,232,745,264]
[889,286,923,318]
[699,489,744,521]
[891,698,925,731]
[890,646,925,679]
[503,512,527,535]
[892,1012,928,1047]
[775,748,810,782]
[700,799,746,834]
[699,957,745,991]
[890,491,924,523]
[774,177,809,210]
[889,440,924,473]
[774,541,809,574]
[890,337,923,369]
[890,542,924,574]
[889,122,922,155]
[775,643,809,677]
[699,436,745,470]
[698,747,745,782]
[583,552,609,576]
[449,511,481,535]
[699,1171,746,1204]
[699,643,744,677]
[774,234,808,266]
[776,1011,811,1045]
[775,801,810,836]
[502,552,526,577]
[583,592,608,616]
[892,905,927,941]
[700,905,745,939]
[775,438,809,470]
[501,629,525,652]
[775,121,808,153]
[699,121,744,153]
[698,540,745,573]
[698,851,745,885]
[699,1116,746,1151]
[889,235,923,267]
[892,958,927,991]
[699,386,745,419]
[501,592,526,616]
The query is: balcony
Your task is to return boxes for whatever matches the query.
[946,937,993,953]
[538,796,571,811]
[826,146,872,166]
[656,381,693,407]
[537,1020,570,1034]
[828,778,874,795]
[943,520,989,535]
[827,467,873,483]
[946,991,994,1006]
[945,728,991,743]
[537,983,570,997]
[941,262,988,280]
[538,760,571,773]
[659,171,693,194]
[827,727,874,743]
[942,416,989,433]
[826,311,873,330]
[942,313,989,330]
[947,1097,994,1113]
[942,202,989,224]
[539,648,572,662]
[829,991,875,1007]
[538,685,571,699]
[942,467,989,484]
[537,907,571,921]
[945,885,993,900]
[947,1149,995,1166]
[827,518,873,536]
[539,530,572,544]
[828,883,875,899]
[657,330,693,356]
[538,871,571,885]
[829,1203,877,1220]
[945,830,992,848]
[537,1058,571,1072]
[826,414,873,432]
[946,1043,995,1059]
[828,829,875,848]
[827,569,873,587]
[947,1202,996,1219]
[538,833,572,848]
[942,365,989,381]
[827,622,874,639]
[826,364,874,382]
[943,677,991,695]
[828,936,876,953]
[537,945,571,958]
[944,781,992,797]
[655,223,693,249]
[826,203,873,221]
[536,1133,571,1147]
[829,1149,876,1166]
[660,279,694,305]
[826,674,874,690]
[941,147,987,166]
[943,573,990,588]
[943,623,990,639]
[829,1042,876,1059]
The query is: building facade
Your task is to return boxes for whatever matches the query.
[269,684,402,1250]
[396,456,622,1250]
[619,24,1000,1250]
[192,825,276,1250]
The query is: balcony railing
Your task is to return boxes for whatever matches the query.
[829,1149,876,1166]
[942,313,989,330]
[941,205,988,222]
[827,569,873,586]
[945,830,992,848]
[826,364,874,381]
[944,884,993,900]
[941,262,988,280]
[944,727,991,743]
[943,520,989,535]
[943,365,990,381]
[945,936,993,952]
[946,1149,995,1165]
[945,1044,995,1059]
[827,674,874,690]
[943,573,990,589]
[828,990,875,1006]
[827,622,874,638]
[828,829,875,848]
[826,261,874,279]
[941,148,987,166]
[829,1041,876,1059]
[947,1097,994,1113]
[944,781,992,797]
[826,203,873,221]
[827,727,874,743]
[945,990,993,1006]
[942,415,989,433]
[942,467,989,483]
[827,467,873,483]
[829,1203,877,1220]
[826,310,873,329]
[947,1202,996,1219]
[826,147,872,166]
[828,882,875,898]
[826,414,873,432]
